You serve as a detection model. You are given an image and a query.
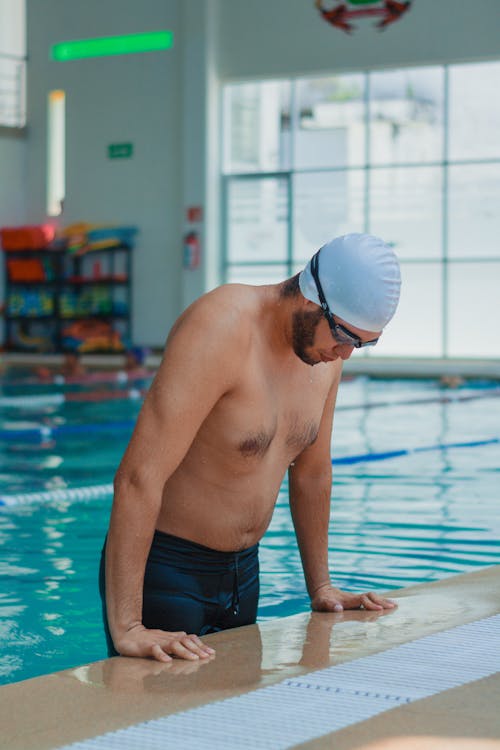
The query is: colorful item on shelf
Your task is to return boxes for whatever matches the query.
[61,320,126,352]
[314,0,412,33]
[10,322,54,352]
[86,226,138,252]
[60,223,138,255]
[59,288,119,318]
[58,222,91,254]
[7,290,54,317]
[7,258,45,282]
[0,224,56,251]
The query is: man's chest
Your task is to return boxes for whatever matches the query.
[204,360,336,461]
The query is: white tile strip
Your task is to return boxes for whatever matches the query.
[58,614,500,750]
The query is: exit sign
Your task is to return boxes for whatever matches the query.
[108,143,133,159]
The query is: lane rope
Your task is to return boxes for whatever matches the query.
[3,370,154,387]
[0,394,65,408]
[1,437,498,507]
[0,483,113,507]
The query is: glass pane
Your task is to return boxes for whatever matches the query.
[369,67,444,165]
[0,0,26,56]
[0,0,26,127]
[294,74,366,168]
[0,55,26,127]
[372,263,443,357]
[292,170,365,263]
[369,167,442,260]
[225,265,288,286]
[223,81,291,173]
[226,178,288,263]
[449,62,500,161]
[448,164,500,259]
[292,263,306,277]
[447,263,500,358]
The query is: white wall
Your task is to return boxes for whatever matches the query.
[0,132,26,226]
[0,0,26,320]
[181,0,221,308]
[26,0,184,346]
[218,0,500,79]
[0,131,26,336]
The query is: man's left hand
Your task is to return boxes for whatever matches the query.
[311,584,397,612]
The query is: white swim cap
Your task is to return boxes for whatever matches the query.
[299,233,401,332]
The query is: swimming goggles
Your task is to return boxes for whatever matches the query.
[310,250,379,349]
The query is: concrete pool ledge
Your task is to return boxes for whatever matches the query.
[2,566,499,750]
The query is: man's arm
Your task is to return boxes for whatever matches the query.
[106,295,242,661]
[288,365,396,612]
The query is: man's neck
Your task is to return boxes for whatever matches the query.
[257,282,304,359]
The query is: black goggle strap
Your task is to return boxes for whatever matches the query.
[310,251,330,316]
[311,250,363,348]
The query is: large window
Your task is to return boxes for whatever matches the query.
[222,62,500,359]
[0,0,26,127]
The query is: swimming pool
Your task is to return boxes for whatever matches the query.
[0,375,499,685]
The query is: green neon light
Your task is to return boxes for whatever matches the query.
[51,31,173,62]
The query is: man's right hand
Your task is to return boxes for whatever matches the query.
[114,624,216,662]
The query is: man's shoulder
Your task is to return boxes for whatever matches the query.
[203,282,261,310]
[189,283,261,329]
[171,283,260,348]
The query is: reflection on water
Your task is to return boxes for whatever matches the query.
[0,378,499,684]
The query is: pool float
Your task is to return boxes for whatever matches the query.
[315,0,411,33]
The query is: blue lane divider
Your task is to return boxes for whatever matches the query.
[0,420,136,441]
[332,437,499,465]
[0,388,146,408]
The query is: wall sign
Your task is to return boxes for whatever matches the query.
[108,143,134,159]
[51,31,174,62]
[186,206,203,223]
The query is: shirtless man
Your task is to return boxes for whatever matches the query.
[100,233,401,662]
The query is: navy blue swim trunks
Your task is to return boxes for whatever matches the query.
[99,529,260,657]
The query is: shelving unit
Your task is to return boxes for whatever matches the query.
[3,244,132,353]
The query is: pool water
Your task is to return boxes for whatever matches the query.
[1,376,499,685]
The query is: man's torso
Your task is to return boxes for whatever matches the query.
[156,286,340,550]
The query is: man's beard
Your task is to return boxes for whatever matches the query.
[291,309,324,365]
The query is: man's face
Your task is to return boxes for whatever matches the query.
[291,308,380,366]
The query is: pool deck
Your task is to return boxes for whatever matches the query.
[2,566,499,750]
